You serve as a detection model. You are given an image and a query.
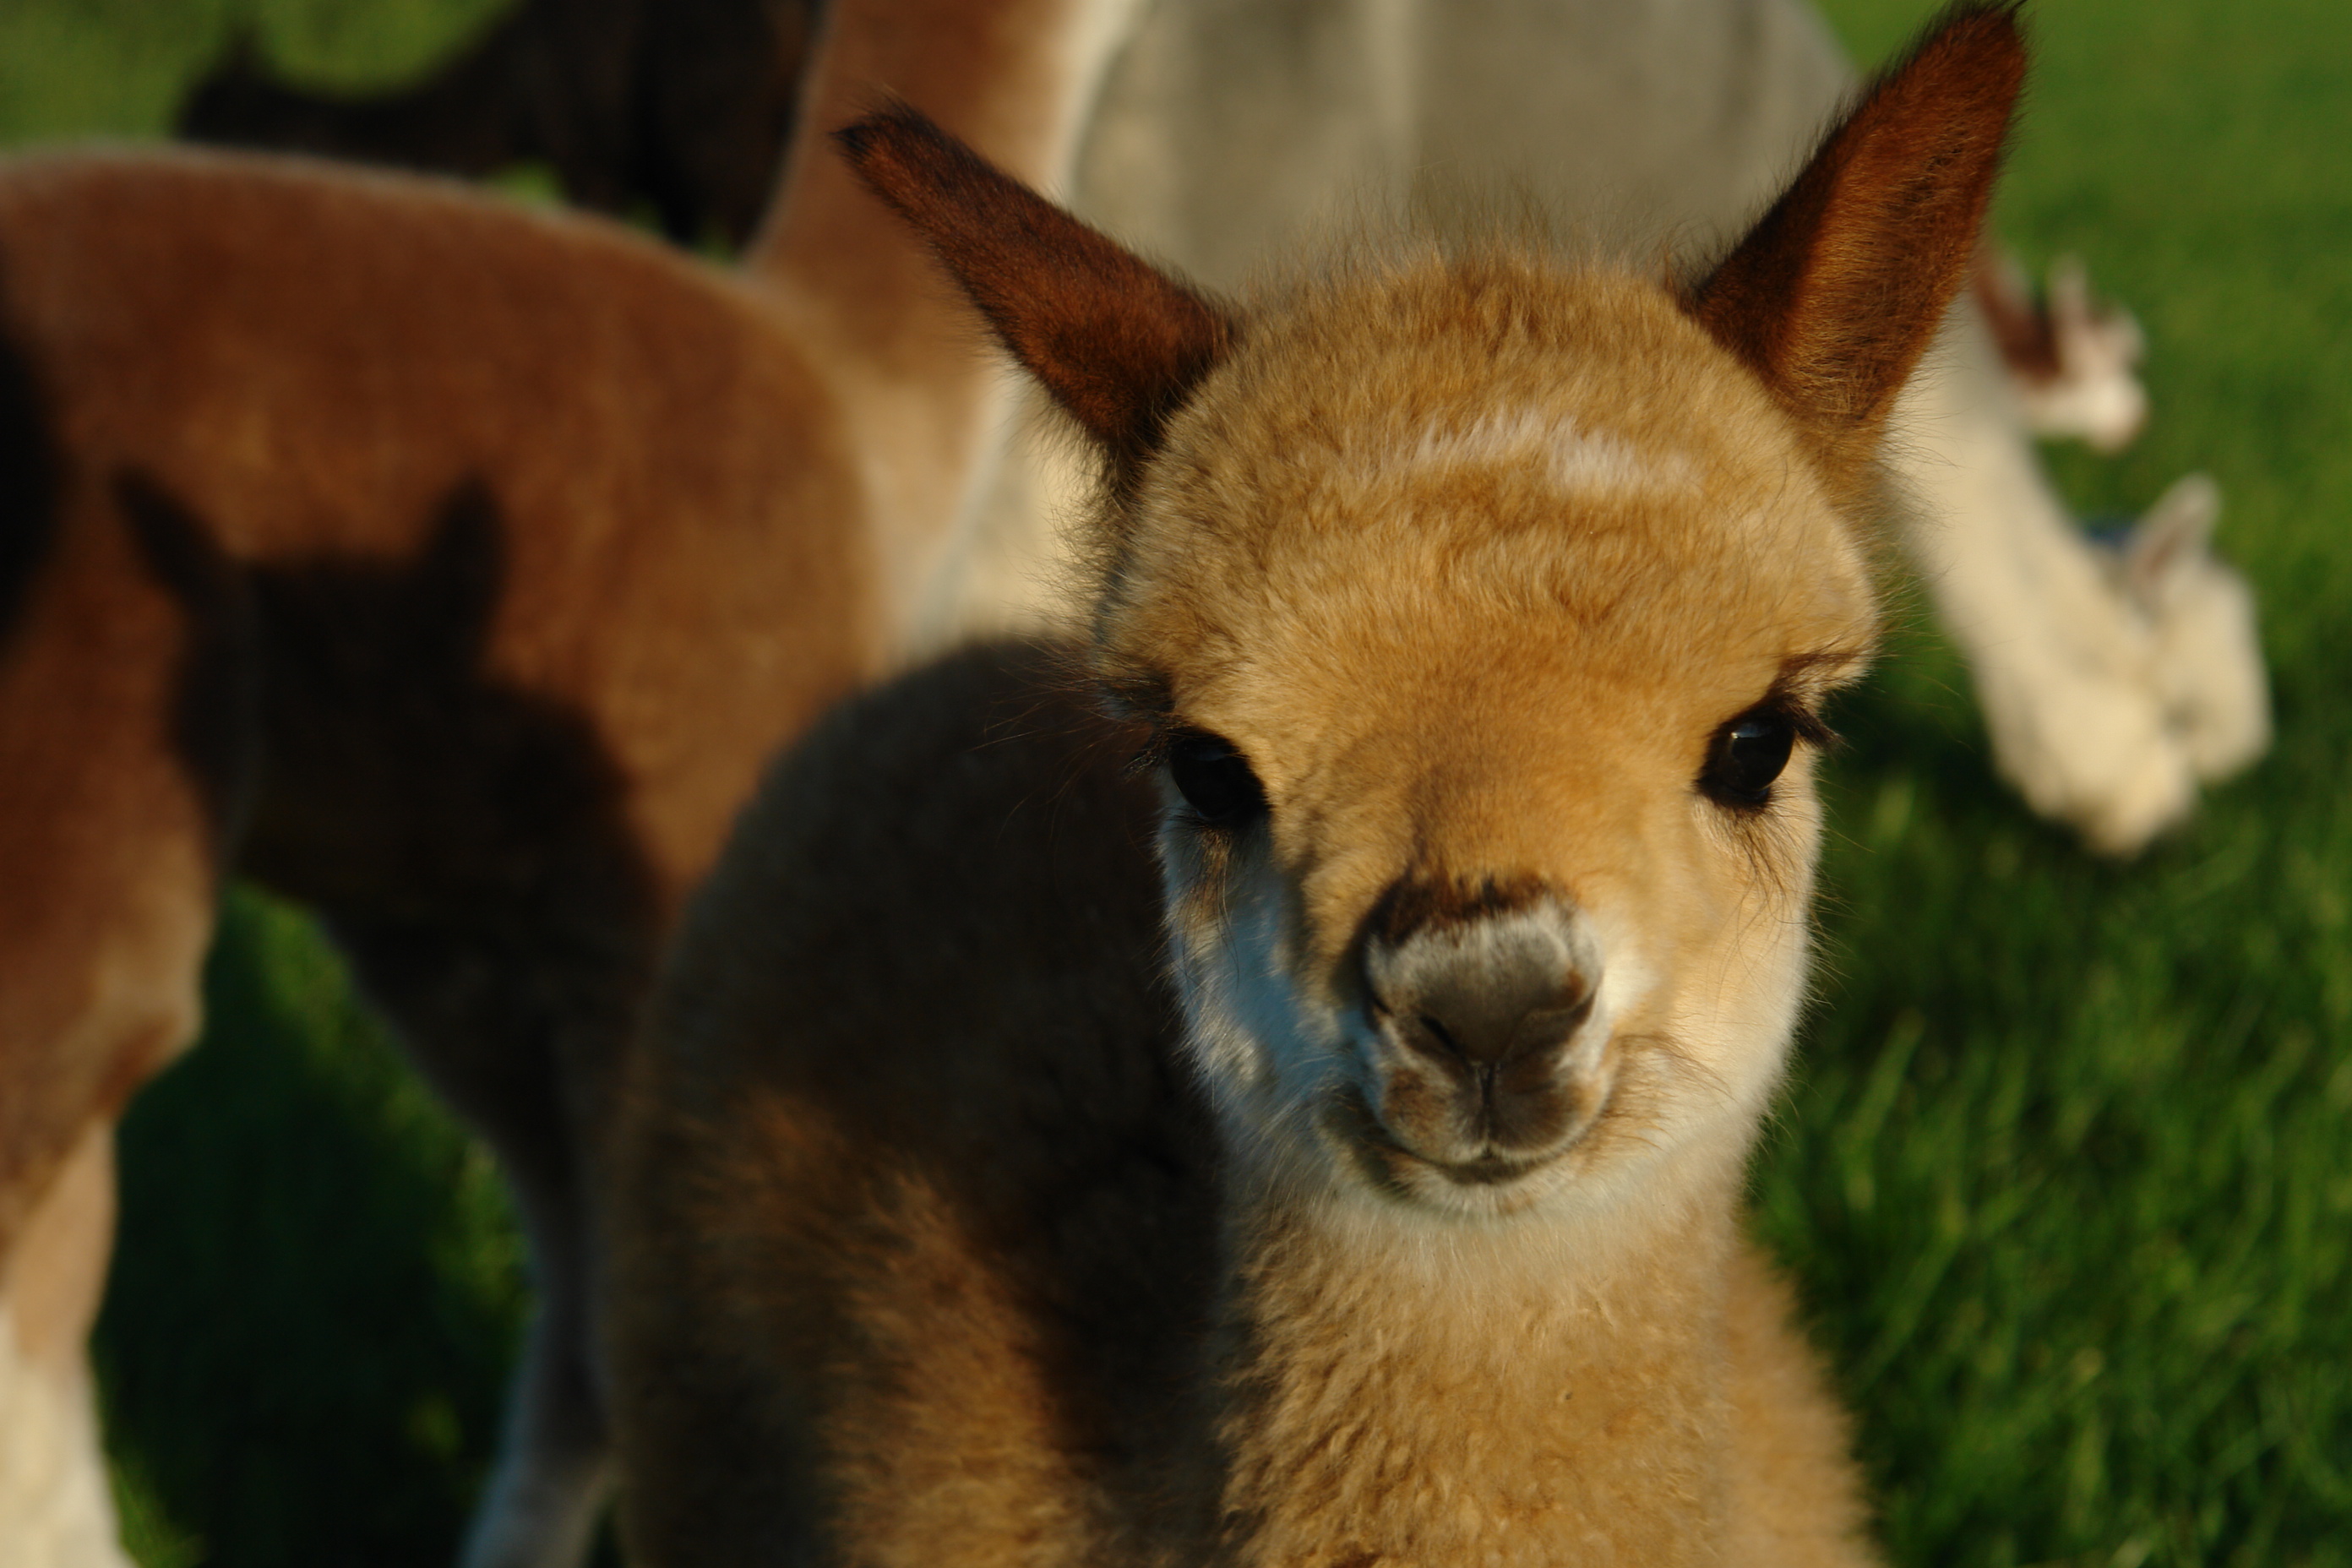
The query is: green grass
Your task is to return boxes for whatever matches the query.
[0,0,509,144]
[4,0,2347,1563]
[98,889,531,1567]
[1766,4,2352,1564]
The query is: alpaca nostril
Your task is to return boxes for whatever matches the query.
[1505,992,1596,1065]
[1414,1012,1463,1063]
[1392,1020,1467,1067]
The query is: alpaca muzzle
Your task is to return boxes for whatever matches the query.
[1360,887,1608,1166]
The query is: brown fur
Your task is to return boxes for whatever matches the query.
[613,641,1873,1568]
[0,0,1131,1560]
[0,137,865,1255]
[0,151,868,1567]
[839,106,1235,482]
[749,0,1144,604]
[612,642,1211,1563]
[611,9,2021,1564]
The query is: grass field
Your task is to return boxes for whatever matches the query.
[3,0,2347,1563]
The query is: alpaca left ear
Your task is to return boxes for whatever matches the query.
[836,104,1233,486]
[1686,4,2026,499]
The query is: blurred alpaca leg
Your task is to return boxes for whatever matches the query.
[0,1125,130,1568]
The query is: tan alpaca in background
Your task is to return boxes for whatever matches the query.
[914,0,2266,856]
[609,9,2023,1561]
[0,1,1137,1562]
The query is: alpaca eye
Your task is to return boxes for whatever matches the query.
[1701,709,1797,808]
[1166,731,1267,828]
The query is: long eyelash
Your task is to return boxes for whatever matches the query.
[1125,717,1223,781]
[1757,678,1841,753]
[1764,648,1866,750]
[1125,729,1172,779]
[1702,692,1835,819]
[1099,675,1179,778]
[1781,700,1840,753]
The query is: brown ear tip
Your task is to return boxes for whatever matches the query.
[1929,1,2025,37]
[830,104,950,173]
[1919,2,2029,70]
[830,120,879,162]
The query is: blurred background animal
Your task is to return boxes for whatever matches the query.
[167,0,2269,854]
[167,0,2156,462]
[0,1,1130,1563]
[1974,248,2151,453]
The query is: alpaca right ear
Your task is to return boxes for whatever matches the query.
[1686,5,2026,503]
[836,106,1233,481]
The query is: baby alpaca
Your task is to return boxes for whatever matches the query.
[611,9,2023,1563]
[917,0,2264,856]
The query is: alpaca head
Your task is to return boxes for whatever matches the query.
[1096,269,1880,1222]
[846,8,2023,1223]
[1979,250,2149,453]
[2024,255,2149,453]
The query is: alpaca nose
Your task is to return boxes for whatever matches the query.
[1362,894,1600,1072]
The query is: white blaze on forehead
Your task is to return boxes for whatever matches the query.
[1376,408,1699,497]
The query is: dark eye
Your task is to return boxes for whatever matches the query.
[1701,708,1797,808]
[1166,730,1267,828]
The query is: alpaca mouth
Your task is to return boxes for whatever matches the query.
[1325,1083,1604,1198]
[1423,1149,1552,1187]
[1365,1124,1571,1194]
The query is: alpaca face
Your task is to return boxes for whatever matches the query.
[841,3,2019,1220]
[1096,264,1877,1217]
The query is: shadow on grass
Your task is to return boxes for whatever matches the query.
[95,886,530,1567]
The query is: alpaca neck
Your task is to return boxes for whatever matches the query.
[747,0,1135,318]
[1203,1169,1744,1568]
[744,0,1139,636]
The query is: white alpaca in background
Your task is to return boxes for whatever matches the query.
[1897,343,2268,850]
[912,0,2268,855]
